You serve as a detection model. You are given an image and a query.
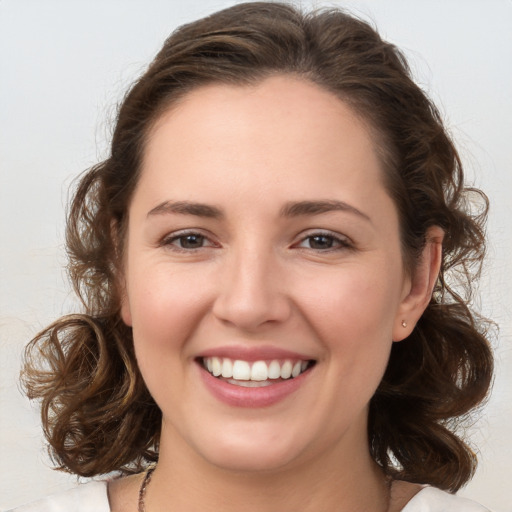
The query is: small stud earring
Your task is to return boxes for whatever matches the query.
[401,320,407,328]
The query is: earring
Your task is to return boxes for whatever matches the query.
[401,320,407,328]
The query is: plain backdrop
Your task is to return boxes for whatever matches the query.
[1,0,511,510]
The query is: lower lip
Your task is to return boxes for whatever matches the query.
[198,364,312,408]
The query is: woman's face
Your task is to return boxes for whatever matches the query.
[121,76,415,473]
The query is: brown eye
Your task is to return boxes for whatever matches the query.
[295,231,351,251]
[176,234,205,249]
[307,235,336,249]
[162,232,212,250]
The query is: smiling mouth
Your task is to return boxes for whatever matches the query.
[200,357,316,387]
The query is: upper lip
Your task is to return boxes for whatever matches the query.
[196,345,315,362]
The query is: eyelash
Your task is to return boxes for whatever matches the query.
[160,230,217,251]
[294,231,353,252]
[160,230,352,253]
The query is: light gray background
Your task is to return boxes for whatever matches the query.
[1,0,511,510]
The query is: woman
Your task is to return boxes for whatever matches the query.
[13,2,493,511]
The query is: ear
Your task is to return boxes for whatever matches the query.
[393,226,444,341]
[111,219,133,327]
[120,286,133,327]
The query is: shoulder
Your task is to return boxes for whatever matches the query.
[6,480,110,512]
[402,486,492,512]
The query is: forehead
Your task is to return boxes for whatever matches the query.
[148,76,378,155]
[135,75,395,223]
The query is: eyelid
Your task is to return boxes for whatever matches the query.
[292,229,354,250]
[159,228,220,250]
[158,228,352,252]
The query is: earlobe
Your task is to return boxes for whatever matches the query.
[118,270,132,326]
[393,226,444,341]
[120,292,133,326]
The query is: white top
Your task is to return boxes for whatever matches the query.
[7,481,110,512]
[402,487,491,511]
[8,481,491,511]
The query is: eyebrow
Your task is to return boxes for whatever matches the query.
[280,200,371,222]
[147,199,370,222]
[147,201,223,219]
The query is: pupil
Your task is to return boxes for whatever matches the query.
[310,235,332,249]
[182,235,203,248]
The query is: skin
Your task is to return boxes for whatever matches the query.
[110,76,442,512]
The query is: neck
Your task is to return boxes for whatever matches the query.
[146,424,390,512]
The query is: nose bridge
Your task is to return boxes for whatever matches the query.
[212,236,290,329]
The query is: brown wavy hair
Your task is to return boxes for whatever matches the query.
[22,2,493,491]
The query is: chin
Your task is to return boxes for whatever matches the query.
[202,442,302,474]
[186,421,311,474]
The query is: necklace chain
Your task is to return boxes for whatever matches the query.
[137,465,392,512]
[138,466,156,512]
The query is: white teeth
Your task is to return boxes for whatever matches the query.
[280,360,293,379]
[211,357,222,377]
[221,358,233,378]
[268,360,281,379]
[232,360,251,380]
[250,361,268,381]
[291,361,302,378]
[203,357,312,382]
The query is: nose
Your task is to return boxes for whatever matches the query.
[212,246,292,331]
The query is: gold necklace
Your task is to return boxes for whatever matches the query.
[137,466,392,512]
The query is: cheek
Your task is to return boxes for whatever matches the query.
[306,265,403,413]
[127,264,213,367]
[294,261,403,366]
[126,265,217,417]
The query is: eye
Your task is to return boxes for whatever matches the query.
[295,232,351,251]
[175,234,206,249]
[161,231,215,251]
